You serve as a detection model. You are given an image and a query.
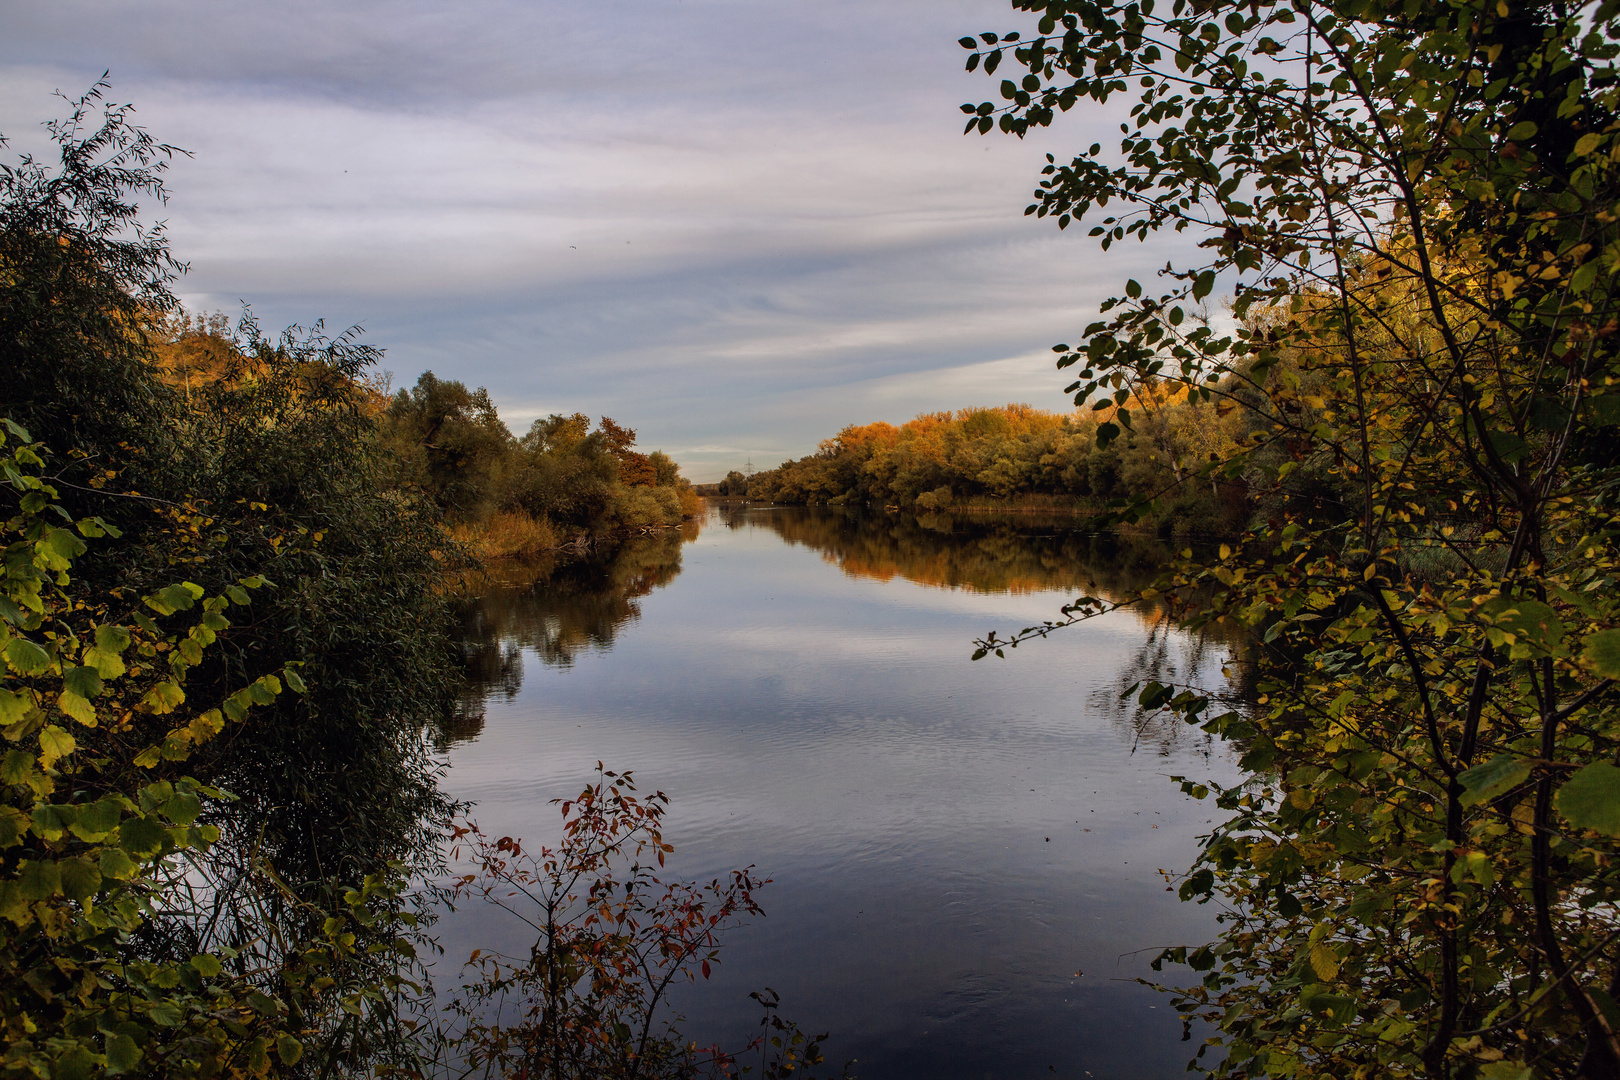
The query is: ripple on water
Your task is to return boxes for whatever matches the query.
[439,508,1245,1080]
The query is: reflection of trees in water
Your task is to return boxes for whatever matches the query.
[441,523,698,747]
[745,505,1173,599]
[1097,615,1247,758]
[736,507,1255,753]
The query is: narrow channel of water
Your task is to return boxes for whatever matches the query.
[433,505,1245,1080]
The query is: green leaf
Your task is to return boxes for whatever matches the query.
[58,856,101,903]
[1585,395,1620,427]
[1477,597,1564,650]
[69,798,123,842]
[1298,984,1355,1025]
[117,815,167,859]
[5,636,51,675]
[0,881,26,925]
[1590,988,1620,1034]
[1583,629,1620,679]
[0,749,35,786]
[18,859,61,899]
[1193,270,1216,300]
[191,953,223,978]
[83,640,126,679]
[99,847,138,881]
[105,1033,142,1074]
[145,582,203,616]
[247,991,281,1015]
[38,526,87,570]
[1575,131,1605,156]
[62,665,103,700]
[142,681,184,714]
[1484,428,1528,464]
[0,807,25,848]
[51,1044,94,1080]
[1557,763,1620,836]
[31,804,77,842]
[1309,943,1340,981]
[162,790,203,826]
[1459,755,1532,806]
[276,1035,304,1066]
[1571,257,1603,294]
[93,624,131,653]
[146,1001,183,1027]
[1506,121,1538,141]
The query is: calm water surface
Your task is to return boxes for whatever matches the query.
[435,506,1245,1080]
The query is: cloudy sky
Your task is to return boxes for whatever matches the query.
[3,1,1166,481]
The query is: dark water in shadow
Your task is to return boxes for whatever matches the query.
[434,506,1243,1080]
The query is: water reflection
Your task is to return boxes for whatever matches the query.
[443,522,698,747]
[730,505,1170,599]
[438,506,1245,1079]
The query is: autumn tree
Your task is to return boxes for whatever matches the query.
[964,0,1620,1075]
[598,416,659,488]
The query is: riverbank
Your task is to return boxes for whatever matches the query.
[450,501,701,561]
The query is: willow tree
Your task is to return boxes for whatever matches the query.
[965,0,1620,1075]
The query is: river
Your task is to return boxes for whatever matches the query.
[432,504,1246,1080]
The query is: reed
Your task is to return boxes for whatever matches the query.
[452,510,559,560]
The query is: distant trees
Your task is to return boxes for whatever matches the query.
[747,401,1249,536]
[374,379,700,544]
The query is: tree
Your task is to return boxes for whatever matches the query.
[965,0,1620,1075]
[599,417,659,488]
[380,371,514,520]
[0,80,184,478]
[3,85,459,1077]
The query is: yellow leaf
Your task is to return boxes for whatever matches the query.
[82,645,126,680]
[57,690,96,726]
[37,725,75,769]
[142,681,185,714]
[1310,942,1341,981]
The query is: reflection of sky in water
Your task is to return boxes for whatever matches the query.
[436,508,1245,1080]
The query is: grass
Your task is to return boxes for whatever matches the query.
[452,511,560,561]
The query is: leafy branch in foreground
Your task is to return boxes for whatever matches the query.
[444,767,845,1080]
[965,0,1620,1075]
[0,422,427,1080]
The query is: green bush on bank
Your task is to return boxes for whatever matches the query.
[377,375,700,548]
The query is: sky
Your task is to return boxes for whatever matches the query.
[2,0,1171,481]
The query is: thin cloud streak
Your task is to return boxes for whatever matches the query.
[2,1,1167,480]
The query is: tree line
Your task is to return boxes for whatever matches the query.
[375,371,699,558]
[158,311,699,559]
[0,87,791,1080]
[733,374,1330,542]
